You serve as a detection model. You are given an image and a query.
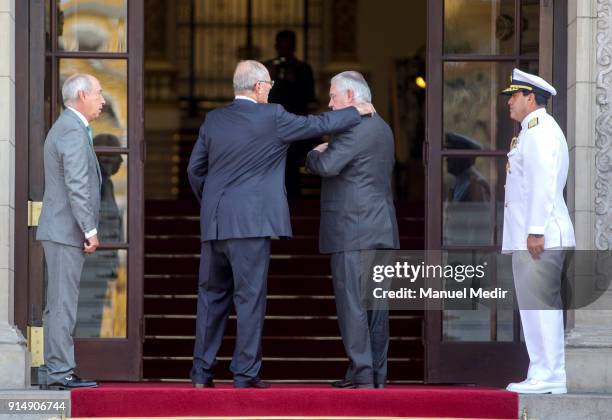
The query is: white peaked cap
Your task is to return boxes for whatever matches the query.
[501,68,557,97]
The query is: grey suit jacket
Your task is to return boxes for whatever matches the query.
[37,109,102,248]
[187,100,361,241]
[306,114,400,254]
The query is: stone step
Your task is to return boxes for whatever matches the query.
[519,393,612,420]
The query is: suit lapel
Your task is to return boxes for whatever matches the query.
[63,109,90,141]
[93,152,102,185]
[62,109,103,185]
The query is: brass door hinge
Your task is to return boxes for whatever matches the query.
[27,325,44,367]
[28,200,43,227]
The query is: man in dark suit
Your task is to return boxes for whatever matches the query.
[306,71,399,389]
[187,60,374,389]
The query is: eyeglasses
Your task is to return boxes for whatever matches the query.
[258,80,275,87]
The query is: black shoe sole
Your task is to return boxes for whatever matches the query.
[47,384,98,390]
[193,383,215,388]
[233,383,271,389]
[331,381,355,388]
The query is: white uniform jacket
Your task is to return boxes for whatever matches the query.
[502,108,576,252]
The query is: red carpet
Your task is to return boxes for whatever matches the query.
[70,383,518,419]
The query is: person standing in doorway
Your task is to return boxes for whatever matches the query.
[264,30,318,198]
[37,73,105,389]
[501,68,575,394]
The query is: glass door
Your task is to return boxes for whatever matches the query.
[425,0,550,386]
[16,0,144,381]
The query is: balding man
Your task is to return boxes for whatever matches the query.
[37,74,105,389]
[187,60,374,388]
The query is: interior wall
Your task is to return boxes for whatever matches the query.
[356,0,427,122]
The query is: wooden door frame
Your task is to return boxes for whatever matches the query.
[423,0,442,385]
[14,0,145,381]
[424,0,567,386]
[14,0,31,336]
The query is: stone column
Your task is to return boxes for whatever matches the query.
[0,0,29,389]
[565,0,612,393]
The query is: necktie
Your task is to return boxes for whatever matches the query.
[86,126,93,146]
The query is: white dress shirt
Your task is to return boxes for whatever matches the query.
[235,95,257,103]
[67,106,89,128]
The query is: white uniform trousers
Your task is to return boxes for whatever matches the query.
[512,249,566,383]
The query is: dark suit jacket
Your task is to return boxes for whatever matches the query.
[305,114,400,254]
[187,99,361,241]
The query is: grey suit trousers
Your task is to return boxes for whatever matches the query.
[331,250,389,386]
[41,240,85,383]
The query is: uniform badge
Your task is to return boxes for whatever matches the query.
[510,136,518,149]
[528,118,538,129]
[506,136,518,175]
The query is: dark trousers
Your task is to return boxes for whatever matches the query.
[331,250,389,386]
[191,237,270,385]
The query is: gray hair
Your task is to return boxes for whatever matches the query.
[62,74,94,105]
[233,60,270,94]
[331,71,371,102]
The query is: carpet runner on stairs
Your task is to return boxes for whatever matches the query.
[143,199,425,383]
[70,384,517,419]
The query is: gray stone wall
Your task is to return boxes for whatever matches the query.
[565,0,612,393]
[593,0,612,251]
[0,0,29,389]
[567,0,598,249]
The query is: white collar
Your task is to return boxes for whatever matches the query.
[520,107,547,130]
[235,95,257,104]
[67,106,90,127]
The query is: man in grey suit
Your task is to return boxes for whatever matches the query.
[187,61,374,389]
[306,71,400,389]
[37,74,105,389]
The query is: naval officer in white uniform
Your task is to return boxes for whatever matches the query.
[500,68,576,394]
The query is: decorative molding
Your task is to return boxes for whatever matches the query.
[595,0,612,250]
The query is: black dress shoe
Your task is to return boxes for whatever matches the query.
[48,374,98,389]
[234,378,271,388]
[193,379,214,388]
[331,380,375,389]
[331,379,355,388]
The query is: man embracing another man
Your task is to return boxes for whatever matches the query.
[187,61,375,388]
[306,71,400,389]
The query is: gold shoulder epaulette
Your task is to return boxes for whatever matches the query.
[528,117,538,129]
